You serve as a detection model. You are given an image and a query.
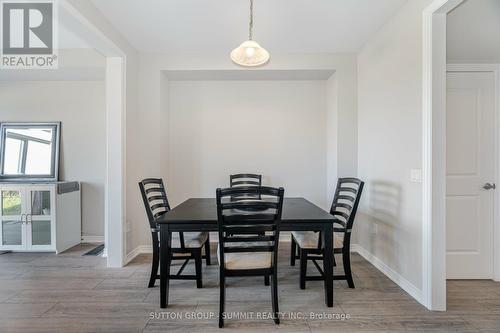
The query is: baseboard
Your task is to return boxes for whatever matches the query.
[351,244,423,304]
[125,245,152,264]
[81,235,104,243]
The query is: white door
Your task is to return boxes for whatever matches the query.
[446,71,496,279]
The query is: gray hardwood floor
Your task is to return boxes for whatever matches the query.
[0,243,498,333]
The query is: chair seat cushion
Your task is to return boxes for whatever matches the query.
[171,232,209,249]
[217,243,272,270]
[291,231,344,249]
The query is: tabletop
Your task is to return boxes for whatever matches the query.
[156,197,335,225]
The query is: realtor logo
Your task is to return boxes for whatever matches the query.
[1,0,58,69]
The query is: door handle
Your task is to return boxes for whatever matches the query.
[483,183,496,190]
[26,214,32,224]
[20,214,26,224]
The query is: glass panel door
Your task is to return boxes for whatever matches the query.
[27,188,53,250]
[31,220,51,245]
[0,189,26,249]
[30,190,51,216]
[2,220,22,245]
[2,190,22,216]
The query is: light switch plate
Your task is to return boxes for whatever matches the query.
[410,169,423,183]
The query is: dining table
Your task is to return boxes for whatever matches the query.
[155,197,336,308]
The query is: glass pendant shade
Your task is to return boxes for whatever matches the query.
[230,40,270,67]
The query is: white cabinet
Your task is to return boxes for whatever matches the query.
[0,182,81,253]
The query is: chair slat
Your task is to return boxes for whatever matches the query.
[222,216,277,224]
[223,226,276,234]
[220,186,279,197]
[331,211,349,220]
[141,178,163,185]
[223,246,274,253]
[337,195,355,202]
[338,187,357,194]
[221,201,278,210]
[145,187,165,195]
[334,203,353,211]
[147,195,165,202]
[224,236,275,242]
[231,180,261,186]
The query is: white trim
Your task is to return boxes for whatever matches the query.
[422,0,465,311]
[81,236,104,243]
[124,245,152,265]
[104,57,126,268]
[351,244,423,303]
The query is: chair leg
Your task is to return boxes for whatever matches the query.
[271,272,280,325]
[290,235,296,266]
[204,235,211,266]
[299,249,307,290]
[219,276,225,328]
[194,250,203,288]
[264,275,270,286]
[343,248,355,288]
[148,238,159,288]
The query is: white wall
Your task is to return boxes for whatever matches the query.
[447,0,500,63]
[356,0,436,301]
[167,80,327,208]
[0,81,106,238]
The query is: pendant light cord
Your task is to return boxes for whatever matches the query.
[249,0,253,40]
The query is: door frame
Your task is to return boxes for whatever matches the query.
[422,0,500,310]
[446,63,500,281]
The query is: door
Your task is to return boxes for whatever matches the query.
[0,186,27,250]
[26,186,55,251]
[446,71,496,279]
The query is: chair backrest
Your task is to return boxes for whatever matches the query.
[230,173,262,187]
[138,178,171,230]
[330,177,364,233]
[230,174,262,201]
[216,186,284,270]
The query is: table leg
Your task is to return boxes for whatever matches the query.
[322,224,334,307]
[160,224,171,308]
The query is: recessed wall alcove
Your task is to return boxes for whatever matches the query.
[159,69,340,211]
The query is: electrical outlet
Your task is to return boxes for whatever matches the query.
[371,224,378,235]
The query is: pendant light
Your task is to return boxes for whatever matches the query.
[230,0,270,67]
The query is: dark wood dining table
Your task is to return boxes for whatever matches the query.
[155,197,336,308]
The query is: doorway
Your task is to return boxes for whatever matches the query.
[423,0,500,310]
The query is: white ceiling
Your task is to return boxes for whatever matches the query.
[90,0,408,54]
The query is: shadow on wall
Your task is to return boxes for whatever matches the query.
[355,180,402,269]
[370,181,402,269]
[370,180,401,226]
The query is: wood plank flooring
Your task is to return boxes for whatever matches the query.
[0,243,498,332]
